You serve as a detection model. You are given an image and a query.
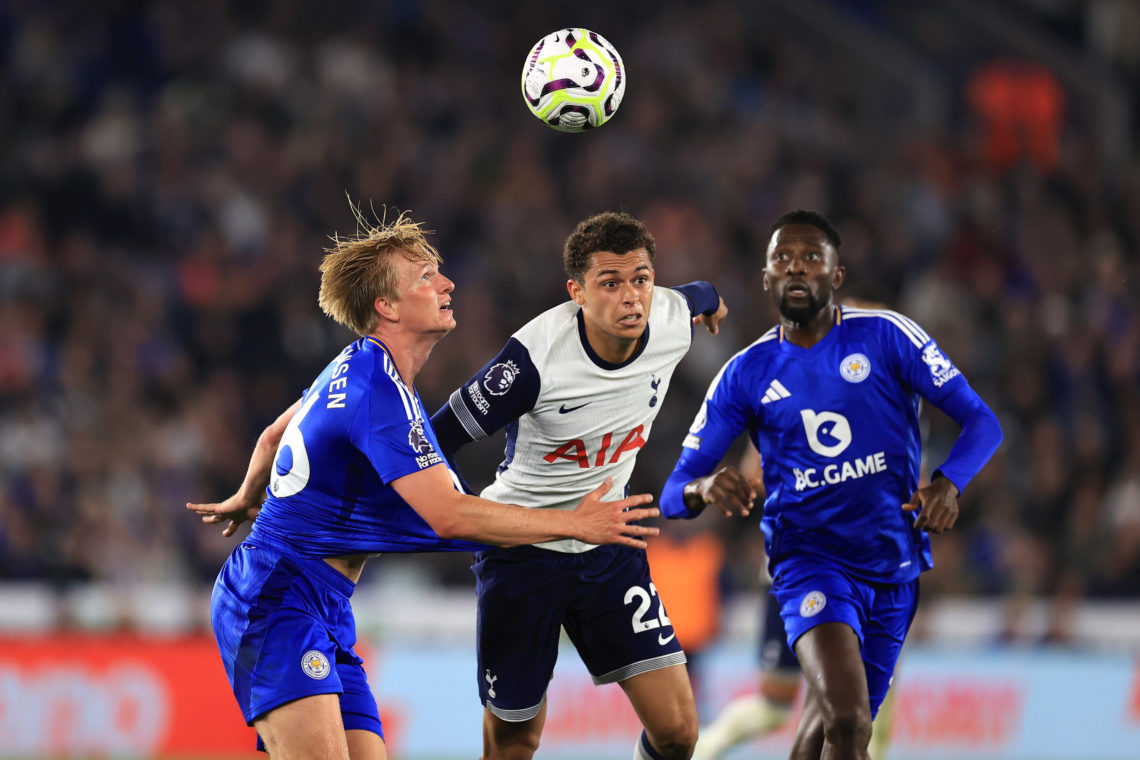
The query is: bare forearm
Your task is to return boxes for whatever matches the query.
[432,495,575,547]
[396,469,656,548]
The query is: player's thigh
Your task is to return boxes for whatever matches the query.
[619,662,698,738]
[254,693,350,760]
[792,621,869,714]
[563,545,687,685]
[473,548,569,718]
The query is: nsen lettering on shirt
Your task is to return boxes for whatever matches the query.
[327,358,350,409]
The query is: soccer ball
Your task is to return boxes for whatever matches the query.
[520,28,626,132]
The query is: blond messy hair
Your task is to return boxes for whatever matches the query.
[318,207,442,336]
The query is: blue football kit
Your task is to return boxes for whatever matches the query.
[662,306,1002,715]
[211,337,481,737]
[432,282,720,721]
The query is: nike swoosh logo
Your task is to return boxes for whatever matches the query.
[558,402,590,414]
[657,632,676,645]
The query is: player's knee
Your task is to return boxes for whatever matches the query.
[485,723,542,760]
[821,704,872,748]
[650,713,699,758]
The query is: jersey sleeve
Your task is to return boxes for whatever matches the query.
[880,311,967,403]
[661,355,755,518]
[927,383,1003,494]
[357,376,446,484]
[671,281,720,317]
[430,337,541,456]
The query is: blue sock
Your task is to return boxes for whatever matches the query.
[635,729,668,760]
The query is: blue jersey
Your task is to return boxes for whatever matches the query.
[249,337,482,559]
[669,307,981,584]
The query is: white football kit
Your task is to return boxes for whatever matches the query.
[430,280,720,719]
[433,283,719,551]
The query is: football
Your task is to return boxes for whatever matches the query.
[520,28,626,132]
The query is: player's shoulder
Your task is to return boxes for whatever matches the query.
[353,338,420,417]
[840,306,932,348]
[512,300,578,346]
[656,284,691,309]
[712,326,780,386]
[732,325,782,363]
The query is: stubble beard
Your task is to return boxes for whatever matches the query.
[777,290,828,326]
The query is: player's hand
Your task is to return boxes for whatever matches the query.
[693,297,728,335]
[186,494,261,538]
[573,477,659,549]
[902,475,960,533]
[688,466,761,518]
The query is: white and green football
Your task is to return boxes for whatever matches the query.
[521,28,626,132]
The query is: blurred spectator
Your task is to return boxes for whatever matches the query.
[0,1,1135,644]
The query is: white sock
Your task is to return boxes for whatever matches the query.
[692,695,792,760]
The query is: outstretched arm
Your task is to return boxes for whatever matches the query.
[186,398,302,537]
[393,466,660,548]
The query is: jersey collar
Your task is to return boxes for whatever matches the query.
[366,336,411,387]
[777,306,842,354]
[576,309,651,369]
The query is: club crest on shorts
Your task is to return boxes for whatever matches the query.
[800,590,827,618]
[840,353,871,383]
[301,650,331,679]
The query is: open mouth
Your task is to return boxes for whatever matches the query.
[619,314,642,325]
[441,301,452,311]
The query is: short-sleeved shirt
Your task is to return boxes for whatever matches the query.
[432,283,720,553]
[250,337,483,558]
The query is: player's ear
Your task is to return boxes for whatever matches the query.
[567,278,585,305]
[761,270,770,292]
[832,265,847,290]
[374,296,399,322]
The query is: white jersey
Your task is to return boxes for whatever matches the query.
[431,282,719,552]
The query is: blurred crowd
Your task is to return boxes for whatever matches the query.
[1,1,1137,641]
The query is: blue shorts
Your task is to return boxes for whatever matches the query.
[472,543,687,721]
[759,589,799,676]
[211,542,383,740]
[772,555,918,717]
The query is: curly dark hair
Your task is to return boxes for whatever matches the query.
[563,211,656,281]
[770,209,842,249]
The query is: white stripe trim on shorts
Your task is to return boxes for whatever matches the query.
[592,651,688,685]
[485,692,547,723]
